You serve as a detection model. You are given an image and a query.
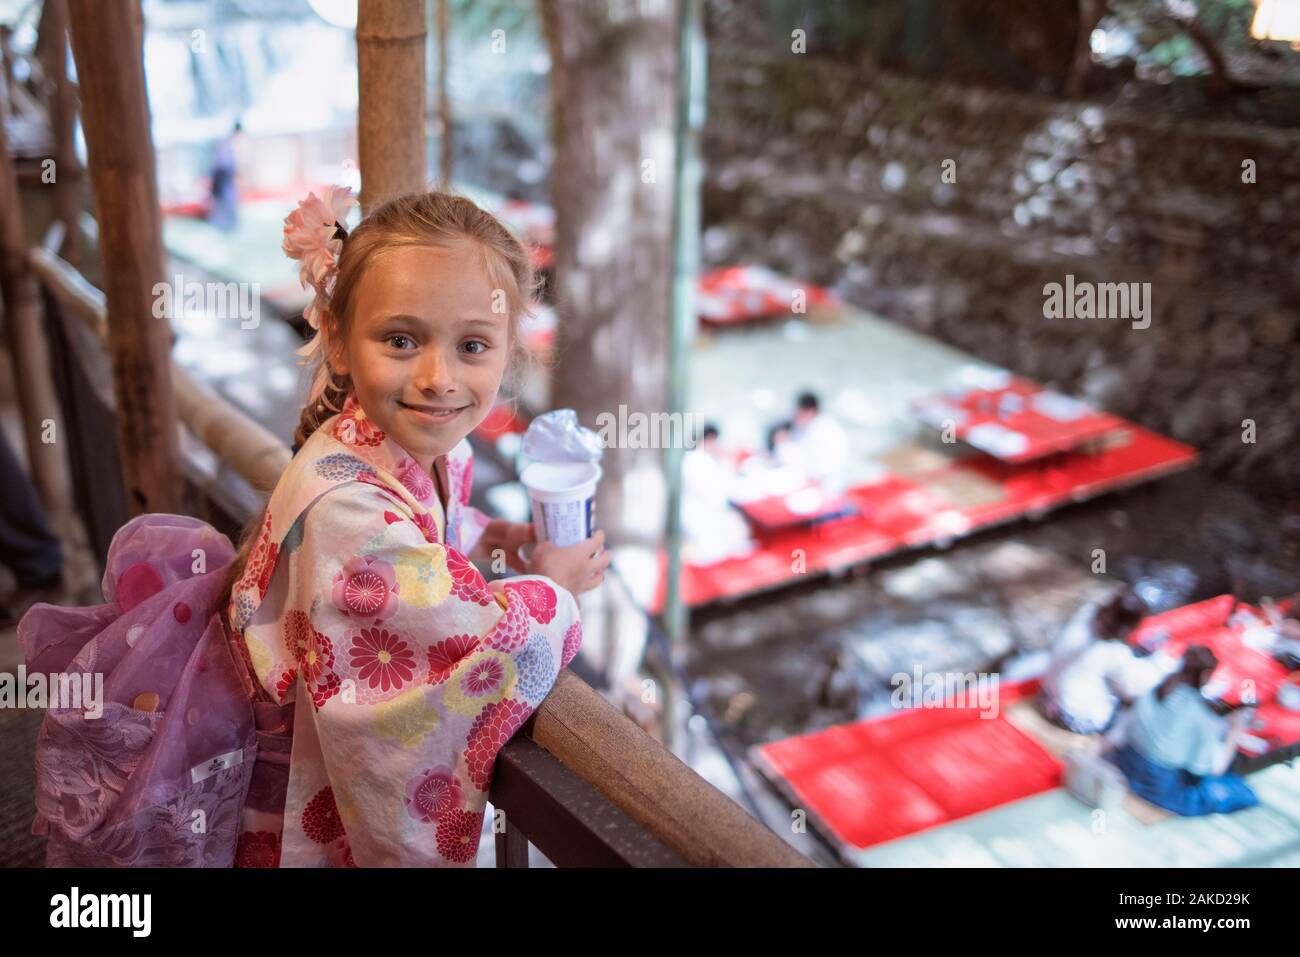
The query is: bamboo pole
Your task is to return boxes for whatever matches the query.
[0,90,73,526]
[66,0,181,515]
[40,0,81,263]
[357,0,428,213]
[436,0,452,186]
[28,248,292,491]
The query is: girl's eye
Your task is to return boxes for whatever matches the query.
[387,334,415,350]
[461,340,488,356]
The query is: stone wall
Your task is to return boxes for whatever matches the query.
[700,23,1300,496]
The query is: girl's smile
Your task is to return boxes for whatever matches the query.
[330,243,509,473]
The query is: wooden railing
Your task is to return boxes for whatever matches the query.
[27,247,814,868]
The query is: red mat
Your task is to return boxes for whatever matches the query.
[649,423,1196,611]
[1129,594,1299,755]
[914,375,1123,464]
[697,265,839,326]
[754,680,1060,850]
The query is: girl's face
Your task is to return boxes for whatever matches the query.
[332,243,510,473]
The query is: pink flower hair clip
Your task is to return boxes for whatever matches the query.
[282,185,358,357]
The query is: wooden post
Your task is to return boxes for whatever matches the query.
[357,0,427,213]
[67,0,181,515]
[39,0,82,263]
[0,91,73,527]
[435,0,452,187]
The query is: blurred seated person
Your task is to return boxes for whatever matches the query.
[788,391,848,494]
[1112,645,1259,816]
[1239,598,1300,669]
[681,422,753,564]
[1040,587,1178,734]
[766,419,799,470]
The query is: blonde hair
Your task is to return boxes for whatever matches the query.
[221,189,538,621]
[295,189,538,446]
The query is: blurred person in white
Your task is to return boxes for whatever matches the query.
[788,391,848,495]
[681,422,753,564]
[1040,586,1179,735]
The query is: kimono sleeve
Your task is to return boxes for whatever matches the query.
[292,483,584,866]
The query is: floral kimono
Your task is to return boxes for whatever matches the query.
[226,393,582,866]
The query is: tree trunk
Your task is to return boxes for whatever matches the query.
[539,0,678,551]
[67,0,181,516]
[357,0,428,213]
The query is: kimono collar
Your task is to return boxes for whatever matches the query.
[321,391,472,542]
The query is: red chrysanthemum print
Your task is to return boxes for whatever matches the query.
[446,549,492,606]
[311,671,342,710]
[284,609,313,664]
[275,667,297,700]
[241,509,279,602]
[464,698,532,790]
[562,620,583,669]
[463,657,506,697]
[397,458,435,504]
[350,626,417,693]
[404,766,462,824]
[410,509,441,544]
[333,394,385,447]
[483,596,529,654]
[435,809,481,863]
[234,830,281,868]
[331,554,399,622]
[302,786,345,845]
[301,629,340,709]
[507,579,558,624]
[426,634,479,684]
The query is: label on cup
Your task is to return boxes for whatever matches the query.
[532,496,596,549]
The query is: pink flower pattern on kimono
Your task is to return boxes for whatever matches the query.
[404,766,461,824]
[332,394,385,447]
[396,457,435,505]
[302,786,344,844]
[507,579,558,624]
[464,697,532,790]
[483,593,531,654]
[426,633,480,685]
[350,626,418,694]
[435,809,481,863]
[301,629,341,710]
[332,555,400,623]
[562,620,583,669]
[382,507,440,546]
[446,549,493,605]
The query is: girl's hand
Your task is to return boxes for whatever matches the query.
[479,520,535,574]
[530,530,611,596]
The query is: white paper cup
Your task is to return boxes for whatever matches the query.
[520,461,601,548]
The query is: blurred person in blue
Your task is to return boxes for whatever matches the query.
[208,120,243,231]
[1112,644,1260,816]
[1040,586,1178,734]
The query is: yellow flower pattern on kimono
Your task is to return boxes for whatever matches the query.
[443,650,516,717]
[372,686,442,748]
[393,545,452,608]
[245,632,274,684]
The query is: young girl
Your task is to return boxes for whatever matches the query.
[222,187,609,866]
